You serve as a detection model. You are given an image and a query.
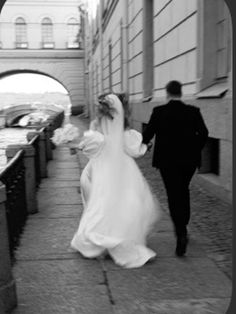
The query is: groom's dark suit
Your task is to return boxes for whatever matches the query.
[142,99,208,239]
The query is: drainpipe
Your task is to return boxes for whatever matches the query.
[79,3,89,117]
[122,0,129,95]
[99,0,104,93]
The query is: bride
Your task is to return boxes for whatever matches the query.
[71,93,161,268]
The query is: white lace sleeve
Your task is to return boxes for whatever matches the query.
[124,129,147,158]
[78,130,105,158]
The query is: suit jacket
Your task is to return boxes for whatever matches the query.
[142,100,209,168]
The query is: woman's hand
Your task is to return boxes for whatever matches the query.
[67,141,79,155]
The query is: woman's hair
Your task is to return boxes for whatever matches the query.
[97,92,130,129]
[116,92,130,129]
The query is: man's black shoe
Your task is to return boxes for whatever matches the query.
[175,235,188,257]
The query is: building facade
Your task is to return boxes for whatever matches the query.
[0,0,85,112]
[0,0,83,50]
[83,0,232,202]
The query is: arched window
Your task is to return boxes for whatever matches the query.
[67,18,80,48]
[41,17,54,48]
[15,17,28,48]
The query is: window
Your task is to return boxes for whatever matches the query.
[41,17,54,48]
[15,17,27,48]
[199,138,219,175]
[197,0,231,92]
[216,0,228,79]
[143,0,154,100]
[67,18,80,49]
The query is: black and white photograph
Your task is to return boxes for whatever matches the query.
[0,0,233,313]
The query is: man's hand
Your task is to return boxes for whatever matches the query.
[147,142,153,152]
[68,142,79,155]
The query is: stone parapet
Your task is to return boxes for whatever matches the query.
[6,144,38,214]
[0,183,17,313]
[27,130,47,178]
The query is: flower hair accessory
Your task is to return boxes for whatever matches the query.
[97,95,117,120]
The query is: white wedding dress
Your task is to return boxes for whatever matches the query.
[71,94,161,268]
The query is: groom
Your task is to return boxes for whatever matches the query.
[142,80,208,257]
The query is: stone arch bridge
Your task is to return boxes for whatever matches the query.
[0,103,65,126]
[0,49,85,115]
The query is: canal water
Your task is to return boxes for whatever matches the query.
[0,103,71,170]
[0,128,36,169]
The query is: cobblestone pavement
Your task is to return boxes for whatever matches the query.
[72,116,232,280]
[136,153,232,280]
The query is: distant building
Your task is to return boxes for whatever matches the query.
[83,0,232,202]
[0,0,82,50]
[0,0,85,114]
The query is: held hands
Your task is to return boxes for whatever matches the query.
[67,142,79,155]
[147,142,153,152]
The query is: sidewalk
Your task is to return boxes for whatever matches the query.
[12,117,232,314]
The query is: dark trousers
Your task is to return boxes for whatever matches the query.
[159,163,197,238]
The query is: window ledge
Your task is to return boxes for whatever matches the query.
[196,82,228,99]
[142,96,152,103]
[41,42,55,49]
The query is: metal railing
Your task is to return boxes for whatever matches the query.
[0,149,27,259]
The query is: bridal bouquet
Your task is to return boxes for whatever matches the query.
[51,123,80,146]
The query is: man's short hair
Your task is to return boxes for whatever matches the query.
[166,80,182,97]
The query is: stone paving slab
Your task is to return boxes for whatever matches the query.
[40,179,80,188]
[148,232,206,258]
[112,297,231,314]
[13,292,112,314]
[103,258,231,310]
[153,214,174,233]
[15,217,81,260]
[47,168,81,180]
[37,187,82,206]
[12,260,112,314]
[47,161,79,170]
[52,153,78,162]
[47,174,81,181]
[32,204,82,218]
[46,173,81,180]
